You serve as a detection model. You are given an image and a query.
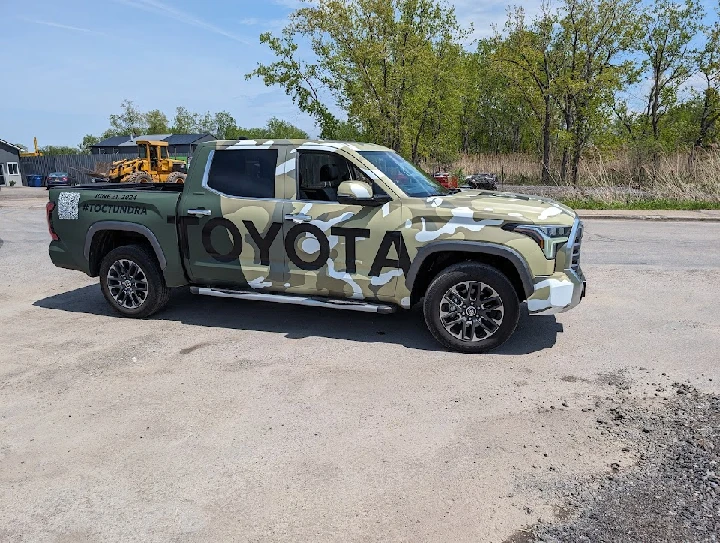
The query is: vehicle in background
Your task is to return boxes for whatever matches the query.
[45,172,74,189]
[464,174,498,191]
[432,172,498,191]
[432,172,459,189]
[86,140,187,184]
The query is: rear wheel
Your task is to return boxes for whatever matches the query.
[165,171,187,183]
[423,262,520,353]
[99,245,170,318]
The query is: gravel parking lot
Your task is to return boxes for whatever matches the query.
[1,191,719,542]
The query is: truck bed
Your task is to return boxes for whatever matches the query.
[72,182,185,192]
[48,183,187,286]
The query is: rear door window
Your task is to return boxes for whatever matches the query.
[207,149,278,199]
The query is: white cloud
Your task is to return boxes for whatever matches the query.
[113,0,250,44]
[238,17,288,30]
[23,19,106,35]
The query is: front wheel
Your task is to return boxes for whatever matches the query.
[165,172,187,184]
[423,262,520,353]
[99,245,170,318]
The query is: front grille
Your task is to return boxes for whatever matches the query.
[570,221,583,272]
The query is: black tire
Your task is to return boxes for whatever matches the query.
[125,171,153,184]
[423,262,520,353]
[99,245,170,318]
[165,172,186,184]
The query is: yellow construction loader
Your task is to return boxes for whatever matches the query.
[91,140,187,183]
[19,137,43,157]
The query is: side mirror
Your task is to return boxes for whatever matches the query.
[337,180,391,207]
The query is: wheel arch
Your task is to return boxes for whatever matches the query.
[85,222,167,277]
[406,242,535,306]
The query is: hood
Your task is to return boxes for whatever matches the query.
[404,190,577,226]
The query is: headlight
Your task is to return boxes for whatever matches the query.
[502,223,572,259]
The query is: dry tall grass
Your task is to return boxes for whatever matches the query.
[443,149,720,202]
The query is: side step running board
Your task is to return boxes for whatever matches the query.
[190,287,396,314]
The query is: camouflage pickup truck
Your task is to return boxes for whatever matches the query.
[47,139,585,353]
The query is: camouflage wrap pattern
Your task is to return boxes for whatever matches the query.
[187,139,581,312]
[49,138,585,315]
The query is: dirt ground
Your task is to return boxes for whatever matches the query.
[1,191,719,542]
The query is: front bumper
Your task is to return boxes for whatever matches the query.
[527,267,585,314]
[528,217,586,315]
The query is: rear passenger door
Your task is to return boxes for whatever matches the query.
[178,146,287,290]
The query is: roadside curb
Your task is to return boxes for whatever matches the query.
[577,212,720,222]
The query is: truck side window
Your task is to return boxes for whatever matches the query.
[207,149,279,199]
[297,151,370,202]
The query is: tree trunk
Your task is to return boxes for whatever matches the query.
[541,96,552,185]
[570,143,581,187]
[560,149,568,185]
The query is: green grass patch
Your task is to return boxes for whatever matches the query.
[558,198,720,210]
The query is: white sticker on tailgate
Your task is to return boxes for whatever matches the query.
[58,192,81,220]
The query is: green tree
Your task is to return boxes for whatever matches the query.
[171,106,198,133]
[554,0,642,185]
[231,118,309,139]
[461,42,536,155]
[144,109,169,134]
[321,119,367,141]
[640,0,704,141]
[693,13,720,149]
[494,5,564,184]
[248,0,466,160]
[265,117,309,138]
[40,145,81,156]
[213,111,237,139]
[78,134,100,154]
[193,112,215,134]
[107,99,146,136]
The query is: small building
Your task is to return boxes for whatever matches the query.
[91,133,215,157]
[0,138,24,186]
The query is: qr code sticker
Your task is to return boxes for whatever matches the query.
[58,192,81,220]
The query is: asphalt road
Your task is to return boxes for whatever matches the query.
[1,199,719,542]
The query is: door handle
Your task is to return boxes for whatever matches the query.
[188,208,212,217]
[284,213,311,224]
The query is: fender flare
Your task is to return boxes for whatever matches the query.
[84,221,167,270]
[406,241,535,299]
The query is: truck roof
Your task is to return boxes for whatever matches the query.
[200,139,392,152]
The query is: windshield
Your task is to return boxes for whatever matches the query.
[358,151,448,197]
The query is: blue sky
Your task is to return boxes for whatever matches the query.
[2,0,717,148]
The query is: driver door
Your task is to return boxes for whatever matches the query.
[281,149,407,303]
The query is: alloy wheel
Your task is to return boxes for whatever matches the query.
[439,281,505,342]
[106,259,149,309]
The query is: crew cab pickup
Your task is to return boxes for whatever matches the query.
[47,139,585,353]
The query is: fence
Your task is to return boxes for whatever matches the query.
[19,153,191,184]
